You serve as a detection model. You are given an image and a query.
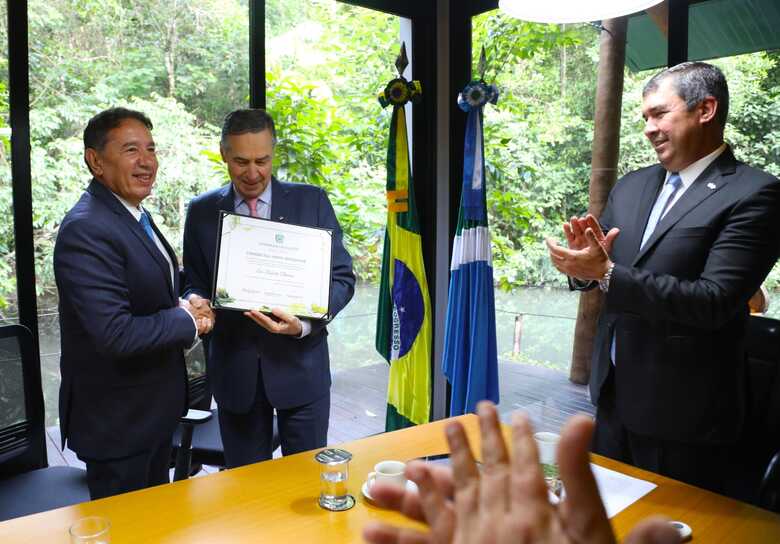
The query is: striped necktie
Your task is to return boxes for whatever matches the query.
[640,172,683,249]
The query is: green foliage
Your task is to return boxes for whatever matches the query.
[2,1,780,313]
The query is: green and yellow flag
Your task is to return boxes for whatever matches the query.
[375,45,431,431]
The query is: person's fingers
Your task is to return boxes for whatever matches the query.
[371,477,426,523]
[476,401,510,513]
[546,238,571,259]
[563,223,576,247]
[623,517,682,544]
[270,307,295,323]
[269,308,302,335]
[372,463,455,524]
[426,464,455,500]
[508,413,548,509]
[584,214,603,240]
[570,216,585,239]
[244,310,279,332]
[405,463,456,542]
[555,415,614,543]
[445,422,481,527]
[584,227,602,249]
[603,228,621,253]
[406,463,446,523]
[362,521,431,544]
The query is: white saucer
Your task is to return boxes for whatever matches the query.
[362,479,418,502]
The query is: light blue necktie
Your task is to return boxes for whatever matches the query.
[640,173,683,249]
[612,172,683,365]
[139,211,156,243]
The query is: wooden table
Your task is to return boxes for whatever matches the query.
[1,415,778,543]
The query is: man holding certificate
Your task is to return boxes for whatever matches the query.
[182,109,356,467]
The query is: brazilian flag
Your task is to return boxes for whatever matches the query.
[375,75,431,431]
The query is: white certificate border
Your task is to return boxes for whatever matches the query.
[211,211,333,320]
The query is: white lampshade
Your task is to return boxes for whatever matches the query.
[498,0,664,24]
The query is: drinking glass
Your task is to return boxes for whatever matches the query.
[315,448,355,511]
[534,431,562,496]
[69,516,111,544]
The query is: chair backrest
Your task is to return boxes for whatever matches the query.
[759,451,780,513]
[745,315,780,450]
[185,340,211,410]
[0,325,47,479]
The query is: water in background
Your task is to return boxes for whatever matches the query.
[329,283,578,372]
[25,284,579,426]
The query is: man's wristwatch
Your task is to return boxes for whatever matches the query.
[598,262,615,292]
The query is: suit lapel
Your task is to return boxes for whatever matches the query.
[269,177,292,222]
[145,213,178,298]
[87,180,175,299]
[217,183,235,213]
[632,148,737,265]
[626,168,666,256]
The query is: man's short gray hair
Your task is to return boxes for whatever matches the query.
[643,61,729,129]
[220,109,277,150]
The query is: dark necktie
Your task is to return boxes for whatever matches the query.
[139,211,156,242]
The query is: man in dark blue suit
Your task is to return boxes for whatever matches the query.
[54,108,214,499]
[183,109,355,467]
[547,63,780,493]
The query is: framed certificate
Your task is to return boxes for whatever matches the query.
[211,212,333,319]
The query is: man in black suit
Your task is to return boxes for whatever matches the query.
[54,108,214,499]
[182,109,355,467]
[547,62,780,492]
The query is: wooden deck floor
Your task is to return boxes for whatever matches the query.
[45,361,594,471]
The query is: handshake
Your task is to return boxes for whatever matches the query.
[180,294,216,336]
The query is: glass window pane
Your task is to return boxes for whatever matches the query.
[0,1,16,327]
[471,11,597,431]
[28,0,249,427]
[266,0,400,441]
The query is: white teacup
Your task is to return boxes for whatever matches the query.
[367,460,406,490]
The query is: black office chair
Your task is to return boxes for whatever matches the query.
[759,451,780,513]
[0,324,89,521]
[735,315,780,504]
[171,340,280,480]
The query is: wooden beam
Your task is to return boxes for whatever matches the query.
[569,16,627,385]
[646,0,668,37]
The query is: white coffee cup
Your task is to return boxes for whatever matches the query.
[367,460,406,490]
[533,432,560,465]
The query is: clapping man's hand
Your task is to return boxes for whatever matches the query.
[547,214,619,282]
[363,401,680,544]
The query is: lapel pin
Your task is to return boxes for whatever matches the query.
[707,182,716,190]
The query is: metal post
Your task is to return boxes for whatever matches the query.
[8,1,40,351]
[249,0,266,109]
[513,314,524,355]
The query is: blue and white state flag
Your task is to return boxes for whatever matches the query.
[442,80,500,416]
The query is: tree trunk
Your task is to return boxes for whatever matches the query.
[164,3,179,97]
[569,17,627,385]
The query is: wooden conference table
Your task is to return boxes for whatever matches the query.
[1,414,779,543]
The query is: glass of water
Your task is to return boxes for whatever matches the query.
[69,516,111,543]
[314,448,355,511]
[533,432,562,497]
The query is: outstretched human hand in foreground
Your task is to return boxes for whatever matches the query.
[363,401,680,544]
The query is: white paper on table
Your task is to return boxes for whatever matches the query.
[589,463,657,518]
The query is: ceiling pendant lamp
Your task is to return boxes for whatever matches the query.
[498,0,665,24]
